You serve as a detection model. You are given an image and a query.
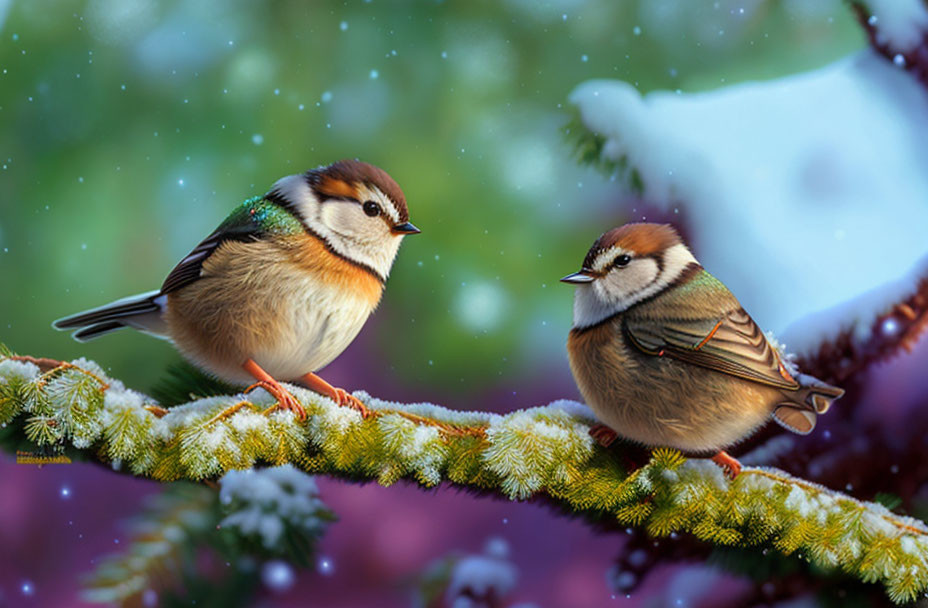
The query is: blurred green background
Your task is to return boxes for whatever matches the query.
[0,0,862,396]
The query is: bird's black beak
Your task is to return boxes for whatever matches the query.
[392,222,421,235]
[560,270,596,284]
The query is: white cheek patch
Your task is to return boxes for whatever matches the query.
[572,243,698,328]
[320,201,367,238]
[315,201,402,280]
[599,258,661,308]
[573,259,659,328]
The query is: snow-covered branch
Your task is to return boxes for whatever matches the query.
[2,353,927,603]
[82,466,332,607]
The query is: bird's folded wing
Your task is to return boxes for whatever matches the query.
[624,308,800,390]
[161,199,274,294]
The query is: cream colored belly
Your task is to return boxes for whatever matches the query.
[252,276,373,380]
[166,260,375,385]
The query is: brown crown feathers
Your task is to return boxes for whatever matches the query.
[582,223,683,270]
[305,159,409,222]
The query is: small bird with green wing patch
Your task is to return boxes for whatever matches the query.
[562,223,843,478]
[54,160,419,419]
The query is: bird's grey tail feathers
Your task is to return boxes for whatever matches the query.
[772,373,844,435]
[53,291,168,342]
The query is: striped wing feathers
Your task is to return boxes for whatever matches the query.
[624,308,799,390]
[161,197,302,294]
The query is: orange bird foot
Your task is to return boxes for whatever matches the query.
[299,372,373,419]
[245,380,307,420]
[332,387,374,419]
[589,424,619,448]
[710,450,742,480]
[242,358,307,421]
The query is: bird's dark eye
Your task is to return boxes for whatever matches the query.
[363,201,381,217]
[614,254,632,267]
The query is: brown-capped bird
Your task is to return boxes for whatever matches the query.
[54,160,419,419]
[562,223,843,478]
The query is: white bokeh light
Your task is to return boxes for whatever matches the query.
[261,560,295,593]
[455,281,508,332]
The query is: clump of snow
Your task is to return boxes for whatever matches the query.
[101,382,170,436]
[866,0,928,52]
[764,331,800,376]
[445,538,518,608]
[679,459,728,492]
[376,414,446,485]
[672,478,704,506]
[305,391,363,444]
[862,503,905,537]
[265,408,300,430]
[785,485,814,517]
[228,409,270,434]
[72,436,93,449]
[219,465,329,549]
[357,390,499,427]
[570,49,928,355]
[900,536,918,555]
[162,395,251,431]
[101,381,146,415]
[200,423,231,452]
[69,357,108,380]
[0,359,40,382]
[483,407,594,499]
[407,424,440,455]
[542,398,597,422]
[784,253,928,355]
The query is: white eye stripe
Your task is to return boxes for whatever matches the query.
[352,182,401,224]
[367,194,401,223]
[591,246,632,271]
[382,201,401,223]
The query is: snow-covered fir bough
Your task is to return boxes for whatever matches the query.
[1,351,927,604]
